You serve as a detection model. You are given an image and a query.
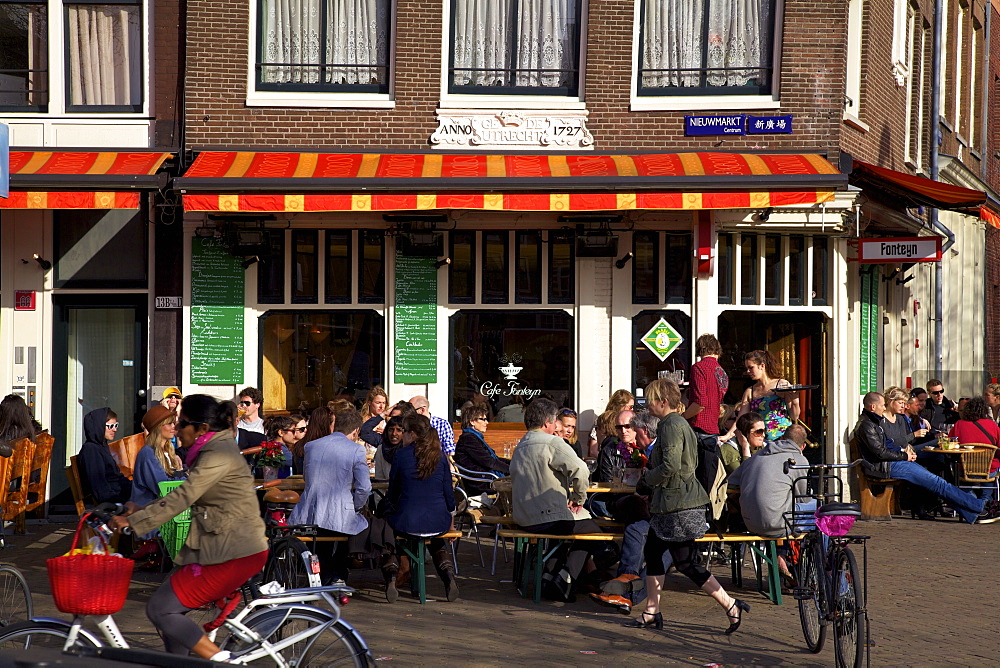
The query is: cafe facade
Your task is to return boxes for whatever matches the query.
[171,149,866,459]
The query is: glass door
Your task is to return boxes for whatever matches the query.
[52,296,147,472]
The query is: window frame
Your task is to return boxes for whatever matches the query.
[63,0,144,113]
[0,0,49,113]
[631,0,783,111]
[246,0,396,108]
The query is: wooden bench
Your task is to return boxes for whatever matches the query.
[850,439,902,521]
[497,529,623,603]
[395,530,463,604]
[694,533,791,605]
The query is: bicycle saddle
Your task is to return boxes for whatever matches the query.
[816,502,861,517]
[263,488,300,504]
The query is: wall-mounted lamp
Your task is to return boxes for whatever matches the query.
[435,257,452,269]
[896,274,915,286]
[752,207,773,223]
[32,254,52,271]
[241,255,260,269]
[615,252,634,269]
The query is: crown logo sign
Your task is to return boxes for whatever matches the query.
[499,354,523,380]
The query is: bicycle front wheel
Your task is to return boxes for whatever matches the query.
[0,619,102,651]
[795,537,827,653]
[264,538,312,591]
[833,548,866,668]
[0,565,33,627]
[221,607,369,667]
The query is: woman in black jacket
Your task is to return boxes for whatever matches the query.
[454,405,509,495]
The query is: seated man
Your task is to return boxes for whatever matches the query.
[511,398,601,601]
[854,392,993,524]
[728,424,810,535]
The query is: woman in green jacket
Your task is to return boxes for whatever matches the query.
[627,378,749,633]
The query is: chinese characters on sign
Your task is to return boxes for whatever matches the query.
[746,115,793,134]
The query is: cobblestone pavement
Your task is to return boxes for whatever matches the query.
[0,515,992,666]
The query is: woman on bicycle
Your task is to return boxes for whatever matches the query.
[109,394,267,661]
[384,413,458,603]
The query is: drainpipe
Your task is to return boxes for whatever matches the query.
[930,0,949,379]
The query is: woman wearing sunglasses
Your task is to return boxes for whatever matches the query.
[77,407,132,504]
[109,394,267,661]
[734,412,767,455]
[254,415,304,478]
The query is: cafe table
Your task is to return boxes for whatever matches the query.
[918,445,973,483]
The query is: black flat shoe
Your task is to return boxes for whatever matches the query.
[725,599,750,634]
[624,611,663,629]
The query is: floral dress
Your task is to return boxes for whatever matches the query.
[749,394,793,441]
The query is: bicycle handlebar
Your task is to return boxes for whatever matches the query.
[782,458,864,475]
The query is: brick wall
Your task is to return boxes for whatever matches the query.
[184,0,846,152]
[153,0,183,149]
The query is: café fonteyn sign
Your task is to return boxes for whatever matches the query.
[641,318,685,362]
[857,236,942,263]
[479,354,542,401]
[431,110,594,150]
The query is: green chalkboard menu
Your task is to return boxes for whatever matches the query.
[394,251,437,383]
[190,236,244,384]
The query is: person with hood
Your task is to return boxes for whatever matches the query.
[77,407,132,504]
[727,423,810,537]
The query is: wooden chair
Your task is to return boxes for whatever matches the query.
[25,431,55,514]
[850,438,902,521]
[3,438,37,533]
[956,444,999,498]
[451,423,526,459]
[67,455,94,518]
[108,433,145,479]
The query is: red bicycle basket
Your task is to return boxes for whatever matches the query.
[47,514,134,615]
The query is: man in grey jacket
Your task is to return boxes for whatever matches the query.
[510,398,601,600]
[727,424,810,537]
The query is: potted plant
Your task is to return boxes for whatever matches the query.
[256,440,286,481]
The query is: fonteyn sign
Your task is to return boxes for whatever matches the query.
[858,236,942,263]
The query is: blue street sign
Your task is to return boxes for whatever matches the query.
[0,123,8,199]
[684,115,746,136]
[746,115,793,134]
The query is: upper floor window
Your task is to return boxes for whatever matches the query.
[449,0,581,96]
[638,0,775,97]
[0,0,142,113]
[256,0,390,93]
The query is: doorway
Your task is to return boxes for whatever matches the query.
[51,296,148,497]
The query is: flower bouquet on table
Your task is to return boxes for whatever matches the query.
[256,440,287,481]
[618,442,648,486]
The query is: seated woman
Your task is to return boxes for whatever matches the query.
[0,394,38,458]
[385,414,458,603]
[717,405,749,474]
[949,397,1000,500]
[78,407,132,504]
[374,415,406,479]
[454,405,509,496]
[129,406,186,562]
[293,406,333,475]
[734,412,766,456]
[255,415,303,478]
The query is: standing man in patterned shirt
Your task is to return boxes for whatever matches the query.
[409,396,456,457]
[683,334,729,434]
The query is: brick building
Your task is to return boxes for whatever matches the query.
[2,0,998,500]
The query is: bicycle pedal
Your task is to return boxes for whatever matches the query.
[791,587,814,600]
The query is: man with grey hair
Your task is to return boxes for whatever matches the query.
[409,395,455,456]
[630,411,660,458]
[854,392,991,524]
[510,398,601,601]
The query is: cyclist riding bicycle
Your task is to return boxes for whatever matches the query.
[109,394,268,661]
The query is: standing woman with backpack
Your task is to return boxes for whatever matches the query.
[626,378,748,633]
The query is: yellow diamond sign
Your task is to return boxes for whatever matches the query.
[641,318,684,362]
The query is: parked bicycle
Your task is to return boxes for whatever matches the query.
[0,563,32,628]
[784,459,869,668]
[0,504,372,667]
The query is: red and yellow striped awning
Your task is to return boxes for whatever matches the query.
[177,151,844,213]
[1,151,172,209]
[850,159,986,210]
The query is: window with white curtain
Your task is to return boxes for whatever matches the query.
[65,1,142,111]
[637,0,776,96]
[0,0,48,111]
[449,0,581,96]
[256,0,390,92]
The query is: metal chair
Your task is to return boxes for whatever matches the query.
[957,444,999,499]
[452,464,509,572]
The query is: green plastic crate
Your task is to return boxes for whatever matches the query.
[157,480,191,559]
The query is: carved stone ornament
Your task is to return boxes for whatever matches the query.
[431,109,594,150]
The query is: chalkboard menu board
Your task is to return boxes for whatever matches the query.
[394,251,437,383]
[190,236,244,384]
